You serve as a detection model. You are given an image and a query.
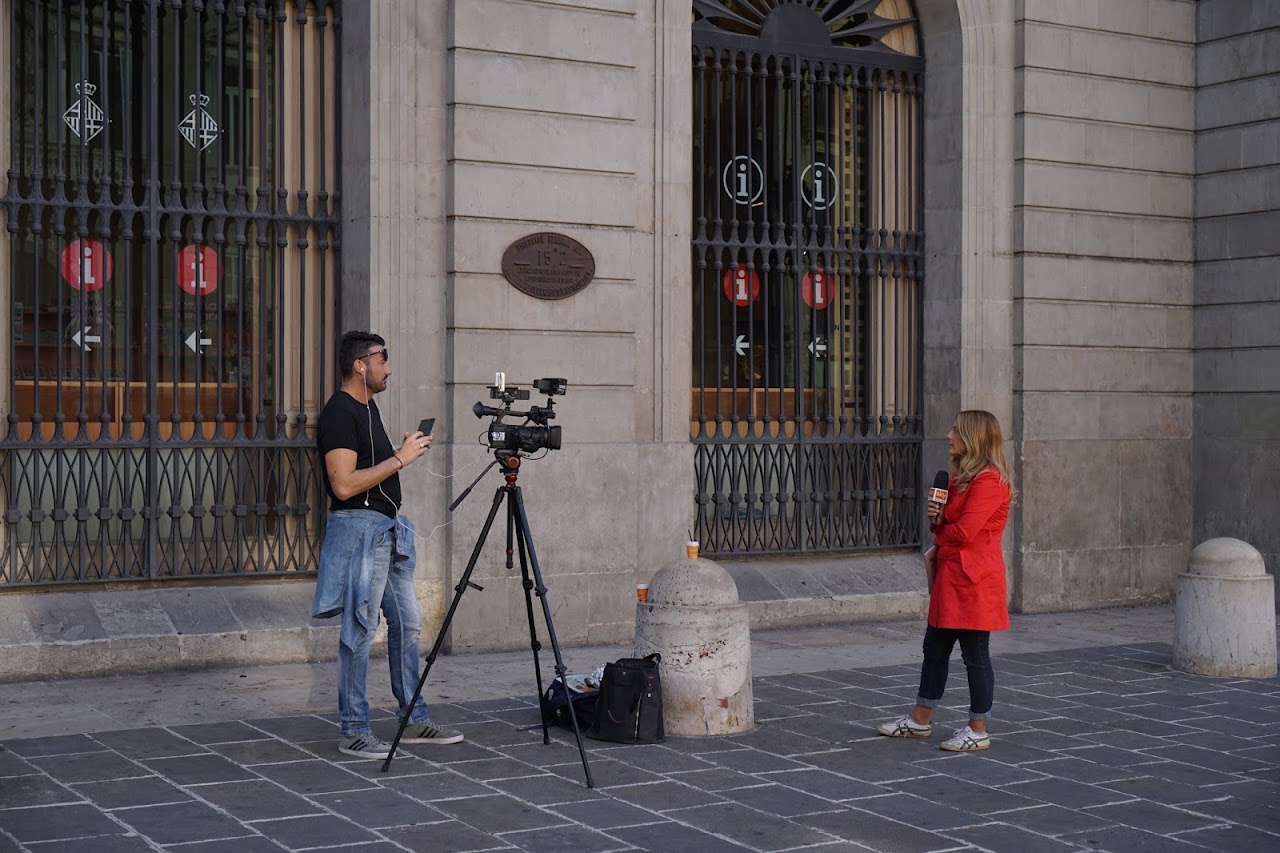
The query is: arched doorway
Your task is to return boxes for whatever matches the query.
[691,1,924,555]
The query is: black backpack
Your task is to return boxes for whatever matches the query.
[586,653,665,744]
[541,677,598,732]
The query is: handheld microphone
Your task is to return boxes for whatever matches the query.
[928,470,949,520]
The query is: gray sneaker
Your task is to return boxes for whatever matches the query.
[338,733,396,760]
[399,722,465,745]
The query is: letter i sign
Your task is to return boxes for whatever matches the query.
[178,245,219,296]
[60,239,112,292]
[802,269,832,310]
[722,265,761,307]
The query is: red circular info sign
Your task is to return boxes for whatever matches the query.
[60,239,113,292]
[722,265,760,307]
[178,245,219,296]
[802,269,833,310]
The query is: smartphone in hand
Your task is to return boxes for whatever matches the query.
[417,418,436,437]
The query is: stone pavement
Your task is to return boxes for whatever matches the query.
[1,606,1279,851]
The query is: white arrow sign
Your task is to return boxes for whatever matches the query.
[185,329,213,353]
[72,326,102,351]
[808,338,828,358]
[734,334,749,357]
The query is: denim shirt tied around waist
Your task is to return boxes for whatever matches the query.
[312,509,416,647]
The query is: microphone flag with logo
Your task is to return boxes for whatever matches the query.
[928,470,950,517]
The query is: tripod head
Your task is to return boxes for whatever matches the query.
[497,450,522,480]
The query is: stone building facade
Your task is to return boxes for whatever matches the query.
[335,0,1274,648]
[0,0,1274,665]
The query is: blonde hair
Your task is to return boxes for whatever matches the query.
[951,410,1017,501]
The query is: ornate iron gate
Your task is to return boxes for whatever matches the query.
[691,1,924,555]
[1,0,339,585]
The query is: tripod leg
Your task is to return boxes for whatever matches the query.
[510,486,595,789]
[512,512,550,744]
[381,485,506,772]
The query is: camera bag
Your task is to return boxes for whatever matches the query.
[541,677,597,732]
[586,652,665,744]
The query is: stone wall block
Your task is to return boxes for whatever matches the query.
[1020,392,1193,442]
[1022,347,1191,394]
[452,51,637,120]
[1021,69,1190,129]
[1196,165,1280,219]
[451,163,643,228]
[1116,438,1192,547]
[453,107,639,175]
[1195,349,1280,394]
[1021,301,1178,348]
[1059,547,1142,606]
[1022,162,1191,218]
[1198,0,1280,43]
[1196,76,1280,132]
[453,0,638,67]
[1136,543,1192,595]
[1020,255,1191,305]
[1022,115,1191,173]
[1019,440,1120,551]
[1197,211,1280,262]
[450,275,640,334]
[449,330,636,387]
[1022,22,1193,85]
[1019,392,1101,440]
[1196,258,1280,305]
[1196,302,1280,351]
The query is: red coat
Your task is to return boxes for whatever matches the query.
[928,468,1011,632]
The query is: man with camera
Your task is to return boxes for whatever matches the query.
[311,330,464,759]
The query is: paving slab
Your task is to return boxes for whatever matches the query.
[2,606,1279,851]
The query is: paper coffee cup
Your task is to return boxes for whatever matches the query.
[686,540,699,560]
[636,583,649,603]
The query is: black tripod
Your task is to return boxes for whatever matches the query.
[381,452,594,787]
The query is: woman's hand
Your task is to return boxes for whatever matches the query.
[927,501,943,525]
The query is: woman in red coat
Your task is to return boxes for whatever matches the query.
[877,410,1015,751]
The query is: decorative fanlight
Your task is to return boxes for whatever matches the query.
[693,0,917,53]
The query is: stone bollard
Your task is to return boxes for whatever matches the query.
[633,556,754,736]
[1173,538,1277,678]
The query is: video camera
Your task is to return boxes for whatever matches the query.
[473,374,568,455]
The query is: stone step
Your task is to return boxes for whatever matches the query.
[0,551,929,682]
[718,551,928,630]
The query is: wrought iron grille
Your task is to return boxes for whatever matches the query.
[0,0,340,586]
[691,1,924,555]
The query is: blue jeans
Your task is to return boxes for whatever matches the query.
[337,526,431,737]
[915,625,995,720]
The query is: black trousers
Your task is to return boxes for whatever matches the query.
[915,625,994,719]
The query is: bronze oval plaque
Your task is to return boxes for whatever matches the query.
[501,232,595,300]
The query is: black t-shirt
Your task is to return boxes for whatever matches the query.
[316,390,401,518]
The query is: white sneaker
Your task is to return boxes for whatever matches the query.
[876,714,932,738]
[940,725,990,751]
